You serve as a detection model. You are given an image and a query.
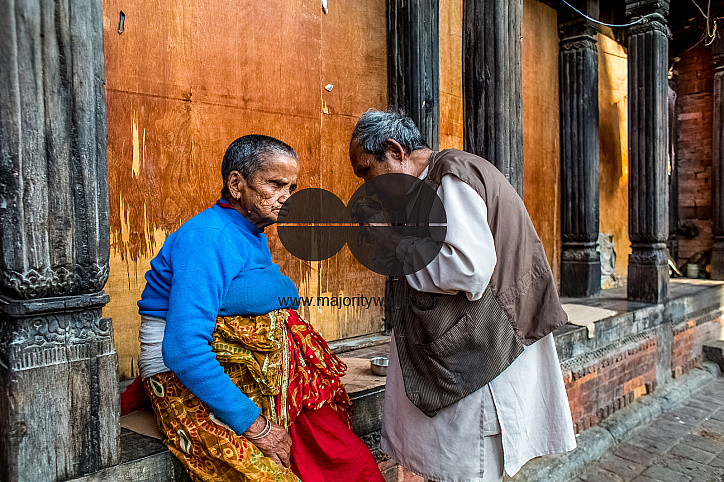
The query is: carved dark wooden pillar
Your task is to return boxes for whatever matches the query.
[625,0,670,303]
[387,0,440,150]
[463,0,524,196]
[0,0,119,480]
[711,37,724,279]
[558,6,601,297]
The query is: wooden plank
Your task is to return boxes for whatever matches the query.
[522,0,562,283]
[439,0,463,150]
[102,0,390,378]
[463,0,524,195]
[321,0,387,117]
[191,0,321,117]
[387,0,440,149]
[102,0,192,99]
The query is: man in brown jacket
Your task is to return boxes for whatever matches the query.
[349,110,576,481]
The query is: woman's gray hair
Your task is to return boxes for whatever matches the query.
[221,134,297,200]
[351,110,428,161]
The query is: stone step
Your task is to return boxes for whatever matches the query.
[704,339,724,373]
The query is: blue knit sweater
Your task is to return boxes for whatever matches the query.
[138,202,299,434]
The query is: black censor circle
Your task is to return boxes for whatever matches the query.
[277,173,447,277]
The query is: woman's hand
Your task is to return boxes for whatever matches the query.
[243,415,293,468]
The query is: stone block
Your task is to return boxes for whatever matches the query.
[668,442,717,465]
[596,453,646,479]
[681,433,724,455]
[627,429,680,455]
[627,262,669,304]
[703,339,724,372]
[561,259,601,298]
[659,453,724,480]
[710,453,724,469]
[661,406,711,426]
[578,466,623,482]
[69,430,191,482]
[612,443,659,466]
[640,464,691,482]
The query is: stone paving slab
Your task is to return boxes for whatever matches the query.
[668,441,718,464]
[661,406,711,426]
[681,433,724,454]
[570,373,724,482]
[596,453,646,479]
[712,453,724,469]
[711,410,724,423]
[639,464,691,482]
[611,443,659,466]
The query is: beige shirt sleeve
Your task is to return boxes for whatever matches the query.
[397,173,497,301]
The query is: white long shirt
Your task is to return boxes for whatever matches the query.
[380,172,577,480]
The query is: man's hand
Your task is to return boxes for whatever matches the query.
[350,197,384,223]
[243,415,293,468]
[360,222,403,252]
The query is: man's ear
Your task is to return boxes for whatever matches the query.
[384,138,406,163]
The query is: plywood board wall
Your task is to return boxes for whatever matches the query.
[102,0,387,379]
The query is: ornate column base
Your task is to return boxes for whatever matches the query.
[627,244,669,304]
[0,292,120,481]
[561,244,601,297]
[711,238,724,280]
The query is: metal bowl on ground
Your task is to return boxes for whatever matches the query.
[370,356,389,376]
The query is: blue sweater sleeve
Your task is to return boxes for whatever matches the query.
[161,227,260,434]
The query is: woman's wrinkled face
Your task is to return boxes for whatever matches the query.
[227,154,299,229]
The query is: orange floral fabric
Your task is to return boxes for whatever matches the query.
[144,309,351,482]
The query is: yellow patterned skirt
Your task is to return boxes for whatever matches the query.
[144,309,351,482]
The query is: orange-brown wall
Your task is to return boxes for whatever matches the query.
[598,33,630,280]
[522,0,561,280]
[102,0,387,379]
[439,1,463,151]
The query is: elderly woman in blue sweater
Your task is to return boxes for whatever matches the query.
[136,135,383,482]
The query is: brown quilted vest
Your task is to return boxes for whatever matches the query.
[388,149,568,417]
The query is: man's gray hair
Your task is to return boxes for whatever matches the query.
[351,110,428,161]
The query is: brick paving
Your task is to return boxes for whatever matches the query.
[570,376,724,482]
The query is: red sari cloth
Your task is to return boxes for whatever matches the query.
[290,405,384,482]
[282,310,384,481]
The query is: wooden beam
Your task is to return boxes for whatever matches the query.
[0,0,119,479]
[558,5,602,297]
[387,0,440,150]
[463,0,524,196]
[625,0,670,303]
